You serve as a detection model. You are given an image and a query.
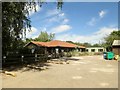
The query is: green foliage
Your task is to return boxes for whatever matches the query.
[78,52,89,56]
[66,41,85,46]
[25,38,34,44]
[69,51,90,56]
[103,30,120,51]
[82,42,92,47]
[92,43,101,47]
[66,41,103,47]
[2,2,35,55]
[2,1,63,55]
[25,31,55,43]
[64,52,72,57]
[69,51,102,56]
[70,50,79,56]
[34,31,55,42]
[66,41,74,44]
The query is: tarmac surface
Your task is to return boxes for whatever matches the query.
[1,55,118,88]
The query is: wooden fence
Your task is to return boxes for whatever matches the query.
[2,54,51,66]
[2,52,72,66]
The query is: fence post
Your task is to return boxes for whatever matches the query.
[35,54,37,61]
[21,55,24,64]
[3,56,6,63]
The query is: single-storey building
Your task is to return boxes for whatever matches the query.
[25,40,86,57]
[112,40,120,55]
[86,47,106,53]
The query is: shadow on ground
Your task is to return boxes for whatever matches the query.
[62,57,80,61]
[2,57,81,72]
[2,61,51,72]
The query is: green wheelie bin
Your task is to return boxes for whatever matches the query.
[106,52,114,60]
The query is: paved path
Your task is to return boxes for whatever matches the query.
[1,55,118,88]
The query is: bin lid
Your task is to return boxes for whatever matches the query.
[107,52,113,53]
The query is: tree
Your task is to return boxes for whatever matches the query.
[92,43,101,47]
[66,41,74,44]
[82,42,92,47]
[103,30,120,51]
[25,38,34,43]
[66,41,83,46]
[2,1,63,55]
[34,31,55,42]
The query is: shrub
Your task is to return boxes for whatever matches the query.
[94,52,103,55]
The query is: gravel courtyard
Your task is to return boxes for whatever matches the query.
[1,55,118,88]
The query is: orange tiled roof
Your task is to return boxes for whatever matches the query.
[47,40,77,48]
[31,41,48,47]
[78,46,85,48]
[30,40,85,48]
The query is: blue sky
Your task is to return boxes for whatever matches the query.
[26,2,118,44]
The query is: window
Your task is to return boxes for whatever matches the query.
[86,49,88,52]
[91,49,95,52]
[98,49,103,52]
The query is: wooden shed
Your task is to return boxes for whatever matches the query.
[25,40,86,57]
[112,40,120,55]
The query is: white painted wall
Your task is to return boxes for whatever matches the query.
[86,47,106,52]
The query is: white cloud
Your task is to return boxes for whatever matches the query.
[46,12,69,24]
[47,16,59,23]
[63,19,69,24]
[50,25,72,34]
[45,9,69,25]
[87,18,97,26]
[42,27,47,31]
[26,27,39,39]
[87,10,107,26]
[55,26,118,44]
[99,10,107,18]
[46,9,60,17]
[46,9,65,17]
[47,16,69,24]
[59,13,65,17]
[94,27,117,37]
[24,26,117,44]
